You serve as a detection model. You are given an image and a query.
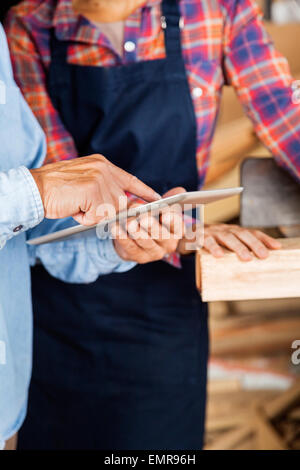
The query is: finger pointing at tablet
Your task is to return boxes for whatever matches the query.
[30,154,161,225]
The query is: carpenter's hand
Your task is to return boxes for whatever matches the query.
[201,224,281,261]
[112,187,186,264]
[30,154,160,225]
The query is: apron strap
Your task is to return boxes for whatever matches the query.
[161,0,183,58]
[49,29,68,65]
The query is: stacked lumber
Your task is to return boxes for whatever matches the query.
[210,309,300,357]
[207,297,300,370]
[205,293,300,449]
[205,381,300,450]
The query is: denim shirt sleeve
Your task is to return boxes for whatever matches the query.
[27,219,136,283]
[0,167,44,249]
[0,25,46,249]
[0,24,135,280]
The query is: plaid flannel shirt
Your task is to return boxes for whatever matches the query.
[4,0,300,267]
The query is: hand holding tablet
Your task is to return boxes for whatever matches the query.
[27,187,243,246]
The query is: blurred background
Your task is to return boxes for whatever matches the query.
[203,0,300,450]
[1,0,299,451]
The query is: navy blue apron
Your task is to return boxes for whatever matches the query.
[19,0,208,450]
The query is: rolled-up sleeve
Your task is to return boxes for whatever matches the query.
[0,166,44,249]
[27,218,136,283]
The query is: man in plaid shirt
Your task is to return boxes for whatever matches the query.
[5,0,300,180]
[5,0,300,449]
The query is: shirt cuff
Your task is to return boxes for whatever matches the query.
[21,166,44,220]
[94,236,137,273]
[0,166,44,245]
[14,166,44,230]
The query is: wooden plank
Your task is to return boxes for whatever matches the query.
[264,381,300,420]
[205,383,300,450]
[206,414,245,433]
[233,435,256,450]
[197,238,300,301]
[254,408,288,450]
[210,317,300,356]
[288,408,300,421]
[209,298,300,322]
[279,421,300,445]
[205,118,258,185]
[205,425,253,450]
[207,379,242,395]
[206,390,280,425]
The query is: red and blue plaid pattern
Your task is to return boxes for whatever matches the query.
[5,0,300,184]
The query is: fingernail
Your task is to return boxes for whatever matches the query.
[154,192,162,200]
[258,249,268,258]
[242,252,252,261]
[128,220,138,232]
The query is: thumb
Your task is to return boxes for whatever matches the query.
[162,187,186,198]
[72,211,99,226]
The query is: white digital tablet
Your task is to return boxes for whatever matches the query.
[27,187,243,246]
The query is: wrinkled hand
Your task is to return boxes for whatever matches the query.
[30,154,160,225]
[112,188,186,264]
[178,223,281,261]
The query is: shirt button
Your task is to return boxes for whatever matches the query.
[192,87,203,99]
[124,41,136,53]
[13,225,23,233]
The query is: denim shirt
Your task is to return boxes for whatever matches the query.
[0,24,135,445]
